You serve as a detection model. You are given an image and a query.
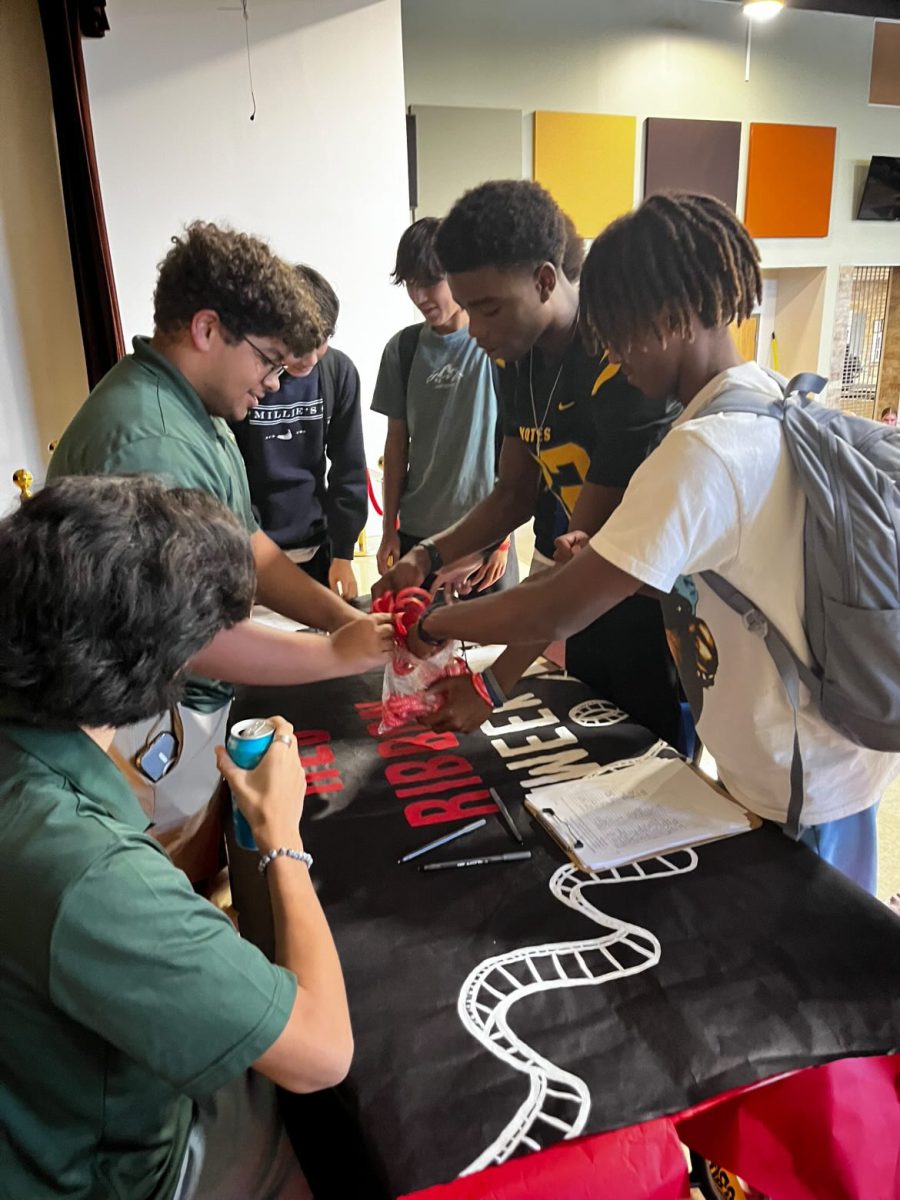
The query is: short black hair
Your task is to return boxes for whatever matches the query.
[435,180,566,275]
[580,191,761,356]
[0,476,255,729]
[391,218,445,286]
[296,264,339,340]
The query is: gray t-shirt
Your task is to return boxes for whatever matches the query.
[371,324,498,540]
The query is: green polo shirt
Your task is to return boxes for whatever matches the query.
[0,722,296,1200]
[47,337,258,712]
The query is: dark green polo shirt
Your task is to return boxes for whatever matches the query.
[47,337,258,712]
[0,722,296,1200]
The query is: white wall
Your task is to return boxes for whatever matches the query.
[0,0,89,513]
[83,0,414,458]
[402,0,900,376]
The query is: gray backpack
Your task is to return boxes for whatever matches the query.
[698,371,900,835]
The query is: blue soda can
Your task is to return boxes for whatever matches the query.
[226,718,275,850]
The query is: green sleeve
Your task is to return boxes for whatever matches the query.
[49,836,296,1099]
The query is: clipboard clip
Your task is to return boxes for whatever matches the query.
[539,807,583,851]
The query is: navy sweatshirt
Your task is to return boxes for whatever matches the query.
[233,348,368,560]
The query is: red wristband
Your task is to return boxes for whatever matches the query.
[498,539,511,552]
[469,672,494,708]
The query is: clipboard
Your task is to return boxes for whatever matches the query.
[524,753,761,872]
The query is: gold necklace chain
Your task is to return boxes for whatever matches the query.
[528,349,565,460]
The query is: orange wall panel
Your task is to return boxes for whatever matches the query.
[744,123,836,239]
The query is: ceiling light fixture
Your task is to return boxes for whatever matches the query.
[742,0,785,20]
[742,0,785,81]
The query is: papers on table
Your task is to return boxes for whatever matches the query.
[525,754,756,871]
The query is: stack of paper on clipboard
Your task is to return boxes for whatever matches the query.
[525,754,758,871]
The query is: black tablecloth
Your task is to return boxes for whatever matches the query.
[230,666,900,1197]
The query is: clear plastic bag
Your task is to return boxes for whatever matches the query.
[378,641,468,733]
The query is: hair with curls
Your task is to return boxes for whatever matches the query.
[391,217,445,286]
[295,264,340,340]
[580,191,762,355]
[435,180,566,275]
[153,221,325,356]
[560,211,584,283]
[0,476,255,728]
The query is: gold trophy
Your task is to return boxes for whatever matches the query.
[12,469,33,502]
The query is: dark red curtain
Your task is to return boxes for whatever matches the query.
[37,0,125,388]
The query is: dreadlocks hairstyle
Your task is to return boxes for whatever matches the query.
[579,192,762,357]
[391,217,445,286]
[296,264,340,340]
[435,180,566,275]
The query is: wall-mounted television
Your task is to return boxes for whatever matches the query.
[857,156,900,221]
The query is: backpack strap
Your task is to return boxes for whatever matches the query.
[700,571,822,839]
[398,322,425,398]
[702,373,827,420]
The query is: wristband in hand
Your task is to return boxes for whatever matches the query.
[497,539,511,552]
[474,667,507,708]
[469,672,495,709]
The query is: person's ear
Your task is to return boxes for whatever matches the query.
[535,262,558,303]
[188,310,221,353]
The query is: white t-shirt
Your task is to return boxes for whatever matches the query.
[591,361,898,826]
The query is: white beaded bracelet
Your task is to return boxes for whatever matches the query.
[258,847,314,874]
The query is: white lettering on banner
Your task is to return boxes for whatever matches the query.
[507,749,596,789]
[484,710,558,736]
[491,727,577,759]
[479,686,599,793]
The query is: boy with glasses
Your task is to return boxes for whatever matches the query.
[47,222,391,880]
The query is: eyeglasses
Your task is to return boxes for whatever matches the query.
[242,335,287,382]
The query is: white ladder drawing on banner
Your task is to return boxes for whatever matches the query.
[456,742,700,1177]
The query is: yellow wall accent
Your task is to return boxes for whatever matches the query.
[534,112,636,239]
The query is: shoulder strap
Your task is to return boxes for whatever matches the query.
[398,323,425,398]
[702,373,827,421]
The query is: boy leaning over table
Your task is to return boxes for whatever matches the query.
[404,192,898,894]
[0,475,349,1200]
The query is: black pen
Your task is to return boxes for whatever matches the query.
[398,817,487,863]
[420,850,532,872]
[488,786,524,845]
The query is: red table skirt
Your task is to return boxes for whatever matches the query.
[402,1055,900,1200]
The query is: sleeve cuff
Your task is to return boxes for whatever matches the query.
[589,531,678,594]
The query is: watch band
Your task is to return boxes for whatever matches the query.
[417,611,447,647]
[417,538,444,576]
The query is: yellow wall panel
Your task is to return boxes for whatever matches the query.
[534,111,636,238]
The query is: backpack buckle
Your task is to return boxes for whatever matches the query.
[743,608,768,637]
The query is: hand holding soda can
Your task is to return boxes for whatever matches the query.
[226,718,276,850]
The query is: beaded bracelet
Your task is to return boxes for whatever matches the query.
[258,847,314,874]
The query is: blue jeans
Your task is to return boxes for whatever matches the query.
[795,804,879,894]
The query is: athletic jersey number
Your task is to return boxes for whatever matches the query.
[536,441,591,516]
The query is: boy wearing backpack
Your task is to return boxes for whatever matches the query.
[372,218,517,595]
[405,192,898,893]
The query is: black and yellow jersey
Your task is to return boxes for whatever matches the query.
[500,338,678,556]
